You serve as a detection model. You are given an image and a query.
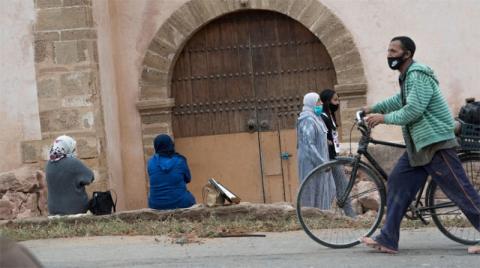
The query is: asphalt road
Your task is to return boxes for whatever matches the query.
[22,228,478,268]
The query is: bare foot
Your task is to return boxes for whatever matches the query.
[360,237,398,254]
[467,244,480,254]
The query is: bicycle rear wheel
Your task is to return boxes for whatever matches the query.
[428,152,480,245]
[296,157,386,248]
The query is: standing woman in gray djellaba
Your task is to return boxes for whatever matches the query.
[297,92,336,209]
[45,135,94,215]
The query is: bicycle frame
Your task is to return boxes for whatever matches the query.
[339,113,475,223]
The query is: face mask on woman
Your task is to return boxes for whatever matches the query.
[314,105,323,116]
[328,103,339,113]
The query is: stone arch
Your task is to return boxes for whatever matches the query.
[136,0,367,154]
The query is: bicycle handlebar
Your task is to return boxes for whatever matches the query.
[356,110,366,123]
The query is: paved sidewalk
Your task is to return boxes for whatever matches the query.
[22,228,477,268]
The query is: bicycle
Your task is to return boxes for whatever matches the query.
[296,111,480,248]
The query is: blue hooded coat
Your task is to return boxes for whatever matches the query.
[147,135,196,210]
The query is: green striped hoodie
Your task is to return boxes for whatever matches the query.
[372,62,455,151]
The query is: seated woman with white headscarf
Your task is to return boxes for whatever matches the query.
[297,92,336,209]
[46,135,94,215]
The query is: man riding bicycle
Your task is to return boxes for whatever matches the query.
[361,36,480,254]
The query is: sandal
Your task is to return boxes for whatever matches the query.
[360,237,398,254]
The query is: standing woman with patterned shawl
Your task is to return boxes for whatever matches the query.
[46,135,94,215]
[297,92,336,209]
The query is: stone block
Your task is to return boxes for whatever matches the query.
[344,97,367,109]
[0,200,16,220]
[336,66,367,85]
[335,83,367,96]
[142,123,170,135]
[141,68,168,85]
[62,95,93,108]
[37,77,60,98]
[287,0,312,19]
[168,9,198,40]
[140,84,168,100]
[40,108,94,132]
[53,41,77,64]
[297,0,327,28]
[143,51,171,72]
[141,113,172,125]
[35,31,60,41]
[155,22,186,49]
[36,0,62,8]
[54,40,97,64]
[76,135,98,158]
[60,71,94,96]
[63,0,92,6]
[310,11,337,38]
[34,40,54,63]
[323,33,355,61]
[38,98,62,112]
[332,49,362,71]
[36,7,93,31]
[77,40,98,62]
[317,21,346,46]
[186,0,229,23]
[148,37,177,59]
[61,29,97,40]
[0,173,19,193]
[268,0,295,14]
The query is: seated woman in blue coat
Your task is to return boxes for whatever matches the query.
[147,134,196,210]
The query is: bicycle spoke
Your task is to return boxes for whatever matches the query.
[297,159,385,248]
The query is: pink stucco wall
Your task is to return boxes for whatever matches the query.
[0,1,41,172]
[95,0,188,209]
[97,0,480,208]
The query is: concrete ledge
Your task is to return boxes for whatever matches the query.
[2,202,297,227]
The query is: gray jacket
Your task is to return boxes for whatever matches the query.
[46,157,94,215]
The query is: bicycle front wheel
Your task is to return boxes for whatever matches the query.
[428,152,480,245]
[296,157,386,248]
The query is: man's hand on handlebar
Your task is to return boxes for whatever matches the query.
[361,106,373,114]
[365,114,385,128]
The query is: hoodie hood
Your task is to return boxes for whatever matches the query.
[153,154,179,173]
[407,62,439,84]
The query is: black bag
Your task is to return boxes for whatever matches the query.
[89,190,116,215]
[459,99,480,125]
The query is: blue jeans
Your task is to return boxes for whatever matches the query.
[375,149,480,251]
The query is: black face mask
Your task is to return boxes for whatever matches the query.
[328,103,339,113]
[387,52,406,70]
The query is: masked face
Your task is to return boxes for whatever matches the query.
[387,52,406,70]
[387,40,410,70]
[314,105,323,116]
[327,93,340,113]
[328,103,339,112]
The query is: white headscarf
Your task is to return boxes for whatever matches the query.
[49,135,77,162]
[298,92,327,132]
[302,92,320,111]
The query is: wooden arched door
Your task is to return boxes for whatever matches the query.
[171,10,336,203]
